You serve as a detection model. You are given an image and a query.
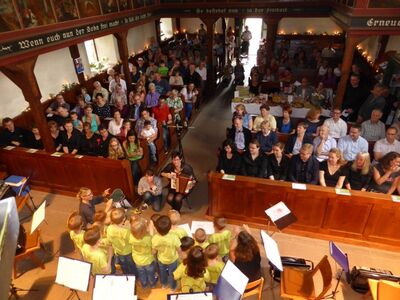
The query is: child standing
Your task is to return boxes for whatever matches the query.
[152,215,181,290]
[67,212,85,254]
[106,208,137,275]
[205,243,225,286]
[173,245,211,293]
[130,217,157,288]
[208,217,232,261]
[194,228,209,249]
[81,226,113,275]
[180,236,195,261]
[168,209,188,239]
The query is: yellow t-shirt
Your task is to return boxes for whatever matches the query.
[173,263,210,293]
[152,232,181,264]
[129,234,154,267]
[170,227,188,240]
[253,114,277,131]
[106,224,132,255]
[207,261,225,284]
[69,230,85,252]
[208,230,232,257]
[195,240,210,250]
[81,244,110,275]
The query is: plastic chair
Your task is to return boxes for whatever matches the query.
[241,277,264,300]
[13,229,45,278]
[280,255,332,300]
[368,279,400,300]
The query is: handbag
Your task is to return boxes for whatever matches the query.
[269,256,314,282]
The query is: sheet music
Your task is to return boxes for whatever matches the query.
[93,275,136,300]
[335,188,351,196]
[221,260,249,295]
[265,201,291,223]
[31,200,46,234]
[26,148,38,153]
[171,173,177,189]
[51,152,63,157]
[292,183,306,190]
[177,223,192,237]
[55,257,91,292]
[5,177,26,187]
[4,146,15,150]
[261,230,283,271]
[170,292,213,300]
[191,221,214,234]
[391,195,400,203]
[222,174,236,181]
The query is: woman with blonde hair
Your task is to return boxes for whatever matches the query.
[108,137,125,160]
[319,148,347,188]
[77,187,111,229]
[233,103,252,130]
[345,152,373,191]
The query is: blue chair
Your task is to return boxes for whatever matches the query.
[5,175,37,210]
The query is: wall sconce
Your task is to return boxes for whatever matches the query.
[307,30,313,35]
[279,30,285,35]
[293,31,298,35]
[182,29,186,33]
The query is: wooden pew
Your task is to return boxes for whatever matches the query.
[0,148,135,200]
[208,171,400,252]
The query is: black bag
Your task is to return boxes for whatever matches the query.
[15,225,26,255]
[269,256,314,282]
[350,266,397,294]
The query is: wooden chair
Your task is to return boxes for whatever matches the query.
[13,229,45,279]
[241,277,264,300]
[280,255,332,300]
[368,279,400,300]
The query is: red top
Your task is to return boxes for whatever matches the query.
[152,104,170,123]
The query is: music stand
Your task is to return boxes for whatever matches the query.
[92,274,136,300]
[55,256,91,300]
[265,201,297,235]
[324,241,350,299]
[167,291,213,299]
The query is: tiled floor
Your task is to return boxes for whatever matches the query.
[8,83,397,300]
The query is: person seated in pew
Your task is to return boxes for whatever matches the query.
[319,148,347,188]
[216,139,242,175]
[239,139,268,178]
[161,151,196,213]
[361,109,386,142]
[93,93,112,119]
[92,81,109,102]
[119,120,132,143]
[48,120,62,151]
[374,127,400,162]
[0,117,29,147]
[252,104,277,132]
[108,137,126,160]
[284,122,313,157]
[338,124,368,162]
[166,89,184,125]
[53,106,70,128]
[304,106,323,137]
[80,122,101,156]
[345,152,373,191]
[70,112,83,132]
[276,105,295,134]
[152,72,171,96]
[122,130,143,185]
[227,116,252,153]
[313,125,337,162]
[45,94,71,116]
[288,143,319,185]
[77,187,112,229]
[152,96,172,154]
[109,73,127,94]
[82,105,100,133]
[129,93,145,121]
[110,83,128,106]
[295,77,314,102]
[26,124,44,150]
[61,119,82,154]
[112,96,130,119]
[180,83,198,123]
[357,83,385,124]
[98,125,114,157]
[71,95,86,119]
[323,108,347,139]
[267,142,290,181]
[369,151,400,194]
[169,69,184,86]
[108,110,124,137]
[255,120,278,155]
[145,83,160,109]
[232,104,252,130]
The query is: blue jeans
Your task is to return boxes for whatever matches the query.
[148,142,157,163]
[117,253,138,276]
[184,103,193,121]
[137,261,157,288]
[142,191,162,212]
[162,124,170,151]
[130,160,140,185]
[158,259,178,289]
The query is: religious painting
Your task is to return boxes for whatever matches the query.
[0,0,21,32]
[76,0,101,18]
[100,0,118,14]
[133,0,144,9]
[119,0,132,11]
[369,0,400,8]
[16,0,55,28]
[53,0,79,22]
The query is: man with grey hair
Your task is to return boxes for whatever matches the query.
[145,82,160,108]
[313,125,337,161]
[288,143,319,184]
[361,109,386,142]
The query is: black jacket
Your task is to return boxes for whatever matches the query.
[240,153,268,178]
[267,154,290,181]
[288,155,319,184]
[227,126,252,151]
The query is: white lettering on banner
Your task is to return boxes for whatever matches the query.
[18,38,44,50]
[367,18,400,27]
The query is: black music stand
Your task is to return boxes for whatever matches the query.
[265,201,297,236]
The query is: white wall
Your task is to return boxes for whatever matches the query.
[127,22,157,54]
[386,35,400,53]
[278,17,342,35]
[94,34,120,65]
[358,36,380,63]
[0,74,27,120]
[180,18,203,34]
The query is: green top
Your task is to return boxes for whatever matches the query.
[81,244,110,275]
[126,143,142,161]
[129,234,154,266]
[208,230,232,257]
[69,230,85,252]
[195,240,210,250]
[206,261,225,284]
[152,232,181,264]
[158,66,169,77]
[106,224,132,255]
[173,263,211,293]
[170,227,188,240]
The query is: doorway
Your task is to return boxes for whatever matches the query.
[242,18,263,82]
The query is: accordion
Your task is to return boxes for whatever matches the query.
[171,174,193,194]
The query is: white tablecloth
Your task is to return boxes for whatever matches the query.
[231,102,331,119]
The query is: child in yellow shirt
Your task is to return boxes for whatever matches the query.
[194,228,209,249]
[208,217,232,261]
[81,226,113,275]
[168,209,188,239]
[130,217,157,288]
[173,245,211,293]
[106,208,137,275]
[67,212,85,255]
[205,243,225,285]
[152,215,181,290]
[180,236,194,261]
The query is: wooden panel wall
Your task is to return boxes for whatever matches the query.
[208,172,400,251]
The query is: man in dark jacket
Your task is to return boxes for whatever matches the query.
[288,143,319,184]
[227,116,252,152]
